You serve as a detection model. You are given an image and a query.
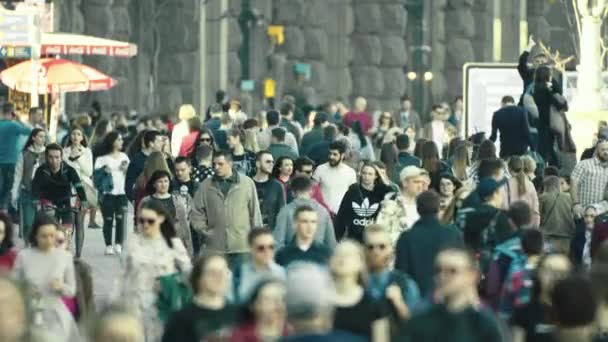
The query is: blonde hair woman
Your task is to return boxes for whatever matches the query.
[243,128,260,153]
[502,156,540,227]
[171,104,197,158]
[330,240,389,341]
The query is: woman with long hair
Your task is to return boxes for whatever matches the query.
[133,151,172,215]
[450,143,471,182]
[420,141,450,191]
[538,176,575,254]
[139,170,192,256]
[178,117,203,158]
[503,156,540,227]
[162,254,237,341]
[230,279,287,341]
[413,138,428,160]
[12,214,81,341]
[272,156,294,193]
[126,130,146,160]
[118,200,191,341]
[371,112,396,149]
[94,131,130,256]
[335,162,392,242]
[243,127,260,153]
[330,241,389,340]
[63,126,97,228]
[89,119,113,149]
[0,213,16,270]
[532,65,568,166]
[11,128,46,242]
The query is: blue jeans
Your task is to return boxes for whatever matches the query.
[0,163,15,210]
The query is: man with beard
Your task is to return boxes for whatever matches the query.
[571,140,608,218]
[312,141,357,216]
[252,151,285,229]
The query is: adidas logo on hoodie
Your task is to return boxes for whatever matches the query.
[352,198,380,218]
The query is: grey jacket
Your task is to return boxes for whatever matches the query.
[191,173,263,253]
[273,197,337,249]
[139,195,193,256]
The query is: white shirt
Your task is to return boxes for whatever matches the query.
[313,162,357,214]
[402,200,419,229]
[94,153,130,196]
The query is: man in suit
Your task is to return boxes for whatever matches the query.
[490,95,534,159]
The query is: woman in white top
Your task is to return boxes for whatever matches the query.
[94,132,130,256]
[12,214,81,342]
[63,126,96,227]
[117,200,191,341]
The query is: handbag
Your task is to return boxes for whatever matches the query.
[155,272,192,322]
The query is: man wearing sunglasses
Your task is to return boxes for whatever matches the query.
[395,190,462,298]
[364,224,420,326]
[402,247,502,342]
[231,227,285,303]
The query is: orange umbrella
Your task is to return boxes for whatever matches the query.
[0,58,117,94]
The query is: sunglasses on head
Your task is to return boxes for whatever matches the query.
[366,243,387,251]
[138,217,156,225]
[255,244,275,252]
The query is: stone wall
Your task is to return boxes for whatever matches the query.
[351,0,407,111]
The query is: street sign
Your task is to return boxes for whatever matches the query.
[0,45,31,58]
[0,10,33,45]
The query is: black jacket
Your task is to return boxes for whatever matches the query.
[533,84,568,128]
[490,105,534,158]
[517,51,562,104]
[254,178,285,229]
[570,221,587,266]
[395,215,462,297]
[335,183,393,242]
[32,162,87,205]
[459,204,513,252]
[275,240,331,267]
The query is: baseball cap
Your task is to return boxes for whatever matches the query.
[399,166,429,182]
[477,177,507,200]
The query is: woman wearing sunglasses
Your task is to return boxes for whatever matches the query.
[118,200,192,341]
[139,170,193,256]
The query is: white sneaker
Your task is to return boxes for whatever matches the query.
[105,246,115,255]
[114,244,122,255]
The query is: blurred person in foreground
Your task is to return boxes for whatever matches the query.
[162,254,237,342]
[401,247,503,342]
[282,262,366,342]
[550,275,598,342]
[88,305,144,342]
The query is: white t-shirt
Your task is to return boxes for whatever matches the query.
[313,162,357,214]
[402,200,419,230]
[94,153,130,196]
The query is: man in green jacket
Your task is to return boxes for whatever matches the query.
[191,150,263,270]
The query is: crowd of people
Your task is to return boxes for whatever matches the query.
[1,37,608,342]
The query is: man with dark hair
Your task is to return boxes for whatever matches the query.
[252,151,285,229]
[268,127,298,161]
[231,227,286,303]
[392,134,421,184]
[191,149,263,270]
[227,128,256,176]
[274,176,335,249]
[0,102,31,212]
[275,205,332,267]
[280,102,303,145]
[301,112,329,155]
[173,157,197,198]
[307,124,338,165]
[551,276,597,341]
[257,110,298,153]
[124,129,165,200]
[395,190,462,297]
[394,95,422,133]
[490,95,534,158]
[402,247,503,342]
[312,141,357,216]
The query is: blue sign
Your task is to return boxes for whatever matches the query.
[0,45,31,58]
[0,11,31,45]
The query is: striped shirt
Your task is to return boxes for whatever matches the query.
[571,157,608,206]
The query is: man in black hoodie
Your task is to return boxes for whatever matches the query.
[335,162,393,242]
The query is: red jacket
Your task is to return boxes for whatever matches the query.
[0,247,17,271]
[343,111,372,135]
